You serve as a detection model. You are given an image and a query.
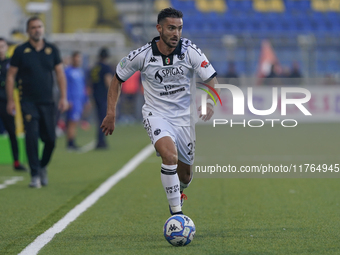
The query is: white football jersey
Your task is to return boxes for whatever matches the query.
[116,36,217,126]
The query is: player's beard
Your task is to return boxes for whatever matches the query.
[160,32,178,49]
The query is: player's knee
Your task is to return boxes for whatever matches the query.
[161,152,178,165]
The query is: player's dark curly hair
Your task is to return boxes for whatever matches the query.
[157,7,183,24]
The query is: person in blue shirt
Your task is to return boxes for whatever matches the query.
[65,51,86,150]
[90,48,114,149]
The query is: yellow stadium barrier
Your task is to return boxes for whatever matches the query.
[254,0,285,12]
[155,0,172,12]
[312,0,340,12]
[195,0,227,13]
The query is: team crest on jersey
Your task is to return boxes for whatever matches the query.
[45,47,52,55]
[120,58,127,68]
[25,114,32,122]
[177,53,185,60]
[165,57,170,65]
[24,48,31,53]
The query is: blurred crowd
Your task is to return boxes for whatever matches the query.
[222,61,340,86]
[55,47,144,150]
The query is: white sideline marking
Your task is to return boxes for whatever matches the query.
[19,144,154,255]
[77,140,96,154]
[0,176,24,190]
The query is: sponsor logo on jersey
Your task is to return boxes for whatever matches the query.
[154,66,184,83]
[160,87,185,96]
[149,57,158,63]
[155,71,163,83]
[201,60,210,68]
[164,84,181,92]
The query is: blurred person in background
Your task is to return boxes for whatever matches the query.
[6,17,68,188]
[119,71,142,123]
[289,61,303,85]
[80,88,92,131]
[224,61,239,86]
[264,63,283,86]
[90,47,114,149]
[65,51,86,150]
[0,37,26,171]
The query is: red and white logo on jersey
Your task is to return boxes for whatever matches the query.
[201,60,210,68]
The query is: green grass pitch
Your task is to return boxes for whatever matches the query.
[0,123,339,254]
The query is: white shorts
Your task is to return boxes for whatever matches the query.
[143,116,195,165]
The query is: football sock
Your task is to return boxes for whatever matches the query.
[161,164,181,213]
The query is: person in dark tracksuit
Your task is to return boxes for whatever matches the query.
[90,48,113,149]
[6,17,68,188]
[0,38,26,171]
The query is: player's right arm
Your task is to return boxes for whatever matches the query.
[104,73,113,89]
[101,74,122,136]
[6,65,18,116]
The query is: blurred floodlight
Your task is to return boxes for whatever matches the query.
[26,2,51,13]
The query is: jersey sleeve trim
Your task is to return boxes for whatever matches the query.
[116,73,125,83]
[203,72,217,83]
[189,45,202,56]
[128,44,151,61]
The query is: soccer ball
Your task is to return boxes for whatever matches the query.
[163,214,196,246]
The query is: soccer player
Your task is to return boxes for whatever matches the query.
[101,8,217,215]
[6,17,68,188]
[0,37,26,171]
[90,48,114,149]
[65,51,86,150]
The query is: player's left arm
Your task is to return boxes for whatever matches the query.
[55,63,69,112]
[188,44,219,122]
[199,76,219,122]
